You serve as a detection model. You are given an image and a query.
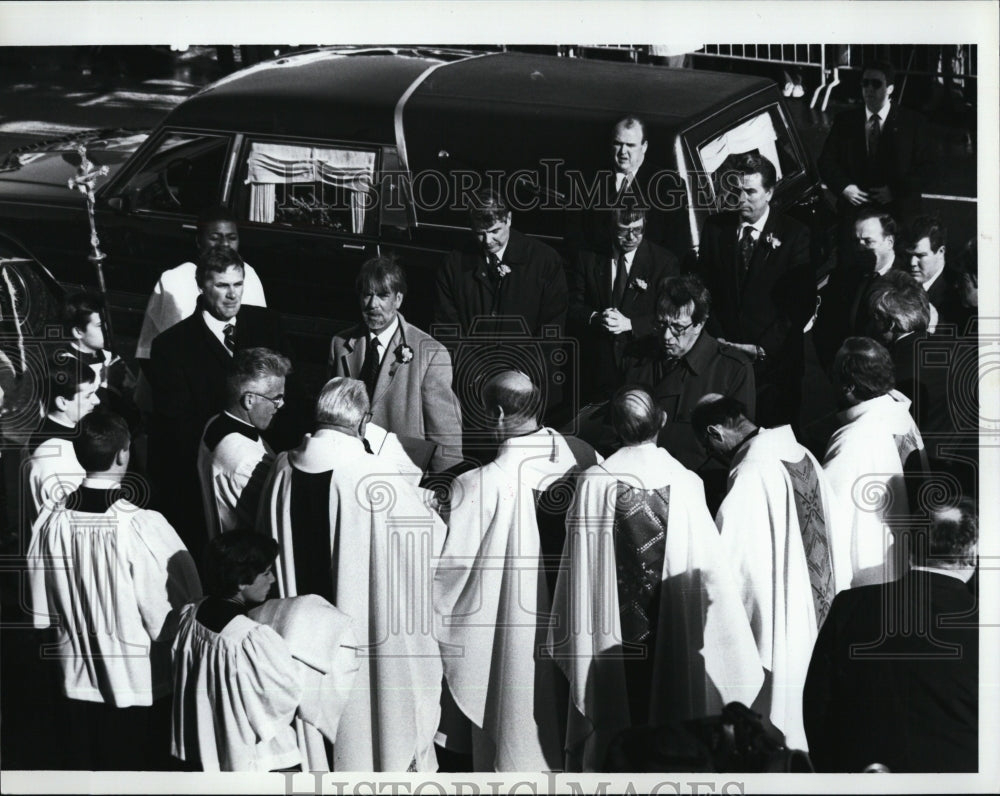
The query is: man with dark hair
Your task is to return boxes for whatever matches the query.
[136,205,267,360]
[197,347,292,542]
[818,59,931,265]
[696,151,813,429]
[24,366,101,534]
[548,385,762,771]
[813,209,903,369]
[866,269,931,391]
[259,377,446,772]
[804,499,978,772]
[434,190,568,432]
[331,255,463,473]
[823,337,928,589]
[691,392,841,752]
[568,207,679,402]
[149,244,284,547]
[27,411,201,770]
[619,273,756,512]
[435,370,599,771]
[904,214,962,327]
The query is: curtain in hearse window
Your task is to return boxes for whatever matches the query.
[244,143,376,234]
[697,108,804,211]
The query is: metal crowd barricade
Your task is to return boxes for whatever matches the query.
[695,44,830,107]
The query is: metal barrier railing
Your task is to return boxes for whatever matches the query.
[693,44,976,112]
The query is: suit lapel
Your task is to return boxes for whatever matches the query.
[371,324,403,407]
[342,328,366,378]
[719,214,742,305]
[598,249,614,308]
[745,212,778,285]
[620,242,650,314]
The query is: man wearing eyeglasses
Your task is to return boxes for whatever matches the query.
[623,274,756,513]
[197,347,291,540]
[818,59,931,265]
[568,207,679,402]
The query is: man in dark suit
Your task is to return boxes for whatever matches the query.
[149,244,284,553]
[696,152,813,429]
[803,499,978,773]
[568,207,679,402]
[817,60,932,265]
[813,209,904,369]
[903,215,963,329]
[434,190,567,431]
[331,256,464,473]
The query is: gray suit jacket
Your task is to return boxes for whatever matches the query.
[330,313,463,472]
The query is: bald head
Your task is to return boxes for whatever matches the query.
[690,392,756,461]
[483,370,541,439]
[611,385,666,446]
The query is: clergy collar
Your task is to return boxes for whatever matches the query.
[70,342,104,364]
[739,204,770,236]
[81,476,123,490]
[910,565,976,584]
[204,412,261,451]
[367,316,400,350]
[202,309,236,335]
[730,426,761,460]
[866,102,891,125]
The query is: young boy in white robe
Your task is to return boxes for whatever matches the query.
[27,410,201,769]
[171,530,302,772]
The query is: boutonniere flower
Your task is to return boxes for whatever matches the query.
[396,343,414,364]
[765,233,782,249]
[632,277,648,292]
[497,263,512,279]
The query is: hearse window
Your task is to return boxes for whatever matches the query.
[696,108,804,210]
[122,132,230,216]
[242,142,376,235]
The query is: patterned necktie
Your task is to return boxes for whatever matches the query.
[738,225,756,282]
[222,323,236,353]
[867,114,881,159]
[612,252,628,309]
[360,336,381,399]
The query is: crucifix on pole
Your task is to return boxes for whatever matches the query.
[67,143,114,344]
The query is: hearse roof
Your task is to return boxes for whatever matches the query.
[164,48,775,147]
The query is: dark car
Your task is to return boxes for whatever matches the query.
[0,47,833,370]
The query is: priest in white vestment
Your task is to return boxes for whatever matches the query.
[259,377,445,772]
[197,347,291,537]
[547,387,763,772]
[823,337,929,588]
[434,371,601,772]
[28,411,201,769]
[693,393,842,753]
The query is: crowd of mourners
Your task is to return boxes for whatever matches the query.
[1,59,980,775]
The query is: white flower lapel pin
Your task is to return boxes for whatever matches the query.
[396,343,414,364]
[632,277,648,292]
[497,263,512,279]
[765,233,782,249]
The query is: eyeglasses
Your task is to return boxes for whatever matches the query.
[861,79,885,88]
[245,392,285,408]
[655,319,695,338]
[616,226,644,239]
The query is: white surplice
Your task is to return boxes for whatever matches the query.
[823,391,929,588]
[434,428,600,772]
[259,430,445,772]
[715,426,840,751]
[548,444,764,771]
[27,484,202,706]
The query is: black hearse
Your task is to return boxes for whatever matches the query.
[0,47,831,365]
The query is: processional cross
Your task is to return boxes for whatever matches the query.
[67,144,113,338]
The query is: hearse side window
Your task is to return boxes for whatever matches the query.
[696,108,804,210]
[121,132,230,216]
[241,142,376,235]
